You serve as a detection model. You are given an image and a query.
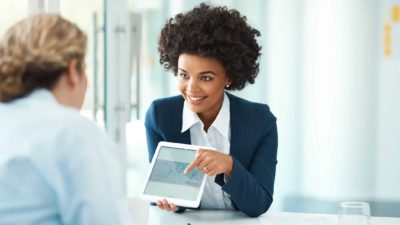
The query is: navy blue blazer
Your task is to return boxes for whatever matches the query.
[144,93,278,217]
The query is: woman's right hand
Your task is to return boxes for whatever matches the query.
[156,199,179,212]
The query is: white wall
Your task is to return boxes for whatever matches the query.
[266,0,303,210]
[376,59,400,200]
[301,0,378,200]
[376,0,400,200]
[267,0,397,210]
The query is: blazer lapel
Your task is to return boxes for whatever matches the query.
[172,97,191,144]
[228,93,247,162]
[215,93,247,187]
[180,130,191,144]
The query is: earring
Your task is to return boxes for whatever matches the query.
[225,84,230,88]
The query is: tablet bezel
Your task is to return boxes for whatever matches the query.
[140,141,208,208]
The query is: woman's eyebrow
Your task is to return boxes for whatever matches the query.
[199,71,216,75]
[178,68,216,75]
[178,68,188,72]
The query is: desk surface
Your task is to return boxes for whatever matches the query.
[258,212,400,225]
[145,207,400,225]
[147,207,262,225]
[126,199,400,225]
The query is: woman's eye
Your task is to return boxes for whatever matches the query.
[201,76,212,81]
[179,73,189,79]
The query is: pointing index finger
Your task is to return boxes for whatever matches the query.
[184,149,204,174]
[184,160,197,174]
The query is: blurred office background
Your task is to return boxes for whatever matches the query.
[1,0,399,217]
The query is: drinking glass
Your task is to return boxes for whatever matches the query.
[338,202,370,225]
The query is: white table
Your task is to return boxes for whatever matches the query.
[147,207,262,225]
[258,212,400,225]
[125,198,400,225]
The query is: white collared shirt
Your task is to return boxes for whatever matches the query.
[181,93,233,209]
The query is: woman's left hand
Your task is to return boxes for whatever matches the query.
[184,149,233,177]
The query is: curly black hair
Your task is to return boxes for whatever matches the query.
[158,3,261,91]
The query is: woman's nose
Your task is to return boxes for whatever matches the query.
[187,78,199,91]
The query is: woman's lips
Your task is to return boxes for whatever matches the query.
[187,95,207,105]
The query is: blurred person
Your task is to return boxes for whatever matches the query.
[145,3,278,217]
[0,14,127,225]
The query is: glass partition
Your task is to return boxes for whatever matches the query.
[59,0,106,127]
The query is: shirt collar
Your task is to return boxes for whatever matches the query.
[181,92,230,138]
[28,88,58,104]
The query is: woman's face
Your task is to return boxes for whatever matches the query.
[177,53,231,120]
[75,62,87,109]
[68,60,87,109]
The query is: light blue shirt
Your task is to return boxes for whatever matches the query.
[0,89,125,225]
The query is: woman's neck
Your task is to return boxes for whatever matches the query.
[198,113,216,132]
[196,93,225,132]
[198,102,223,132]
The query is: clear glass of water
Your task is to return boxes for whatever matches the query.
[338,202,370,225]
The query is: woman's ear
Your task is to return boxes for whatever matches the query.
[65,59,80,87]
[225,80,232,88]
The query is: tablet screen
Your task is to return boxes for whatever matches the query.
[144,146,204,200]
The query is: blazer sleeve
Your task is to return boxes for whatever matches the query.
[144,101,163,162]
[220,105,278,217]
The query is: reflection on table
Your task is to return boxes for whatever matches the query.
[125,198,400,225]
[148,207,262,225]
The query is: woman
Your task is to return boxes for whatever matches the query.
[0,14,125,224]
[145,3,278,217]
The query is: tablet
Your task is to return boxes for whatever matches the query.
[140,141,208,208]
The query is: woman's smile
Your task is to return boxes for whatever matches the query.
[187,95,207,105]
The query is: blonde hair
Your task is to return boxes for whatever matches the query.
[0,14,87,102]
